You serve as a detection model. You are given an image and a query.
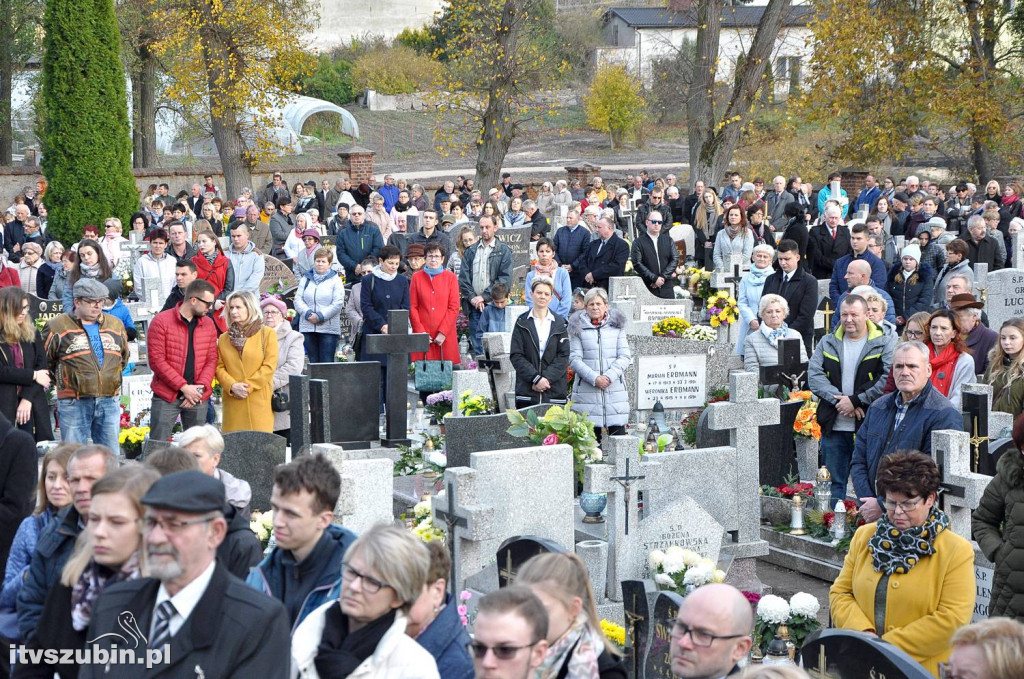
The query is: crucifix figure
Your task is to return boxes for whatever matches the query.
[476,344,503,411]
[962,390,991,474]
[759,338,808,395]
[821,300,836,335]
[433,481,468,597]
[611,458,645,536]
[363,309,430,446]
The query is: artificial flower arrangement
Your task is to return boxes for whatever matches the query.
[408,499,445,543]
[456,312,470,339]
[753,592,821,651]
[680,325,717,342]
[458,390,494,416]
[760,474,815,500]
[425,390,454,421]
[787,391,822,441]
[118,426,149,458]
[393,434,446,477]
[652,317,691,338]
[249,510,274,550]
[507,404,600,483]
[685,267,712,299]
[457,590,474,627]
[647,546,726,596]
[704,291,738,327]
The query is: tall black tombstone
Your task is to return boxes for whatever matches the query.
[757,338,808,486]
[363,309,430,447]
[621,580,656,679]
[643,591,684,679]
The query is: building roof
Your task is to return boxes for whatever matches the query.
[606,5,815,29]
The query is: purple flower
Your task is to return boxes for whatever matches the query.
[543,433,559,446]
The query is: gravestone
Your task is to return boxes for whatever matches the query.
[307,363,379,446]
[260,254,299,294]
[932,429,991,539]
[801,629,931,679]
[502,305,527,333]
[962,386,992,475]
[621,579,656,678]
[1014,230,1024,269]
[984,268,1024,332]
[755,338,807,485]
[625,335,731,423]
[25,294,63,326]
[643,592,684,679]
[496,536,567,588]
[493,224,532,288]
[608,276,692,326]
[445,404,552,469]
[695,409,729,449]
[312,444,394,534]
[638,497,723,574]
[221,431,288,512]
[974,550,994,623]
[121,374,154,421]
[364,309,430,446]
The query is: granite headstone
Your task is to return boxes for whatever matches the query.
[496,536,567,588]
[221,431,288,512]
[445,404,552,469]
[493,224,532,288]
[643,592,684,679]
[983,268,1022,332]
[309,362,380,445]
[801,629,932,679]
[260,254,299,294]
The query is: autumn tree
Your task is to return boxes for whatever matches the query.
[153,0,317,197]
[0,0,42,164]
[584,64,646,148]
[799,0,1022,181]
[117,0,162,168]
[431,0,564,191]
[686,0,794,184]
[40,0,137,244]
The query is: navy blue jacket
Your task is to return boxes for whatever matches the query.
[828,250,888,308]
[16,505,81,639]
[553,225,592,289]
[885,263,935,326]
[246,524,357,632]
[415,593,474,679]
[359,272,410,365]
[850,382,962,501]
[336,221,384,280]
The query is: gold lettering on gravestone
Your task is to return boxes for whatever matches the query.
[647,615,674,679]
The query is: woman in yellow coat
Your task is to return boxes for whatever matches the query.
[216,290,279,433]
[830,451,974,677]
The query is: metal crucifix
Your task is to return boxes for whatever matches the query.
[433,481,468,597]
[611,458,645,536]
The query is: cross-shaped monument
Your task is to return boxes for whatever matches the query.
[431,468,494,596]
[931,429,991,538]
[363,309,430,447]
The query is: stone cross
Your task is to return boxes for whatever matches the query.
[363,309,430,446]
[705,371,780,548]
[431,468,495,595]
[931,429,991,539]
[1014,231,1024,269]
[711,257,743,298]
[120,231,150,270]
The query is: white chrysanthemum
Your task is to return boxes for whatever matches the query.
[681,549,701,567]
[757,595,791,624]
[712,569,726,583]
[655,573,676,588]
[414,500,432,520]
[683,565,712,586]
[662,554,685,575]
[666,546,685,561]
[593,448,603,461]
[648,549,666,570]
[427,451,448,468]
[789,592,820,618]
[698,558,715,570]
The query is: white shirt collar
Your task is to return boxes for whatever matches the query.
[153,559,216,638]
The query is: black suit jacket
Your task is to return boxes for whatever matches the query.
[186,195,203,217]
[761,267,819,353]
[580,234,629,292]
[630,231,678,299]
[807,223,851,279]
[79,563,290,679]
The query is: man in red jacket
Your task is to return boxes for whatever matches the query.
[147,279,219,441]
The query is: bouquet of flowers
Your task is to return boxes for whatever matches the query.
[425,390,454,421]
[456,312,469,339]
[118,426,149,458]
[704,291,738,327]
[685,267,712,299]
[760,475,815,499]
[249,510,274,550]
[652,317,691,338]
[458,390,494,416]
[601,619,626,651]
[507,404,601,483]
[409,500,445,543]
[753,592,821,651]
[680,325,717,341]
[788,392,822,441]
[648,546,725,595]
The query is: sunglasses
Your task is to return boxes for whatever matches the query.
[649,220,663,225]
[467,641,539,660]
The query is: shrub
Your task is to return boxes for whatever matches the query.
[298,54,354,106]
[584,64,647,148]
[350,45,438,95]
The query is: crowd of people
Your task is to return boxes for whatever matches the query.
[0,167,1023,677]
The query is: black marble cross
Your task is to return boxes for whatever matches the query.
[477,344,503,409]
[759,338,808,393]
[962,390,991,474]
[433,480,468,597]
[363,309,430,446]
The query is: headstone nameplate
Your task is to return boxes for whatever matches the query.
[260,254,299,294]
[636,355,706,410]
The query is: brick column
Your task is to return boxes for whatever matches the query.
[565,163,601,187]
[337,145,376,184]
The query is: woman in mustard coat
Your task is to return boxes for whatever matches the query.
[216,290,278,433]
[830,451,974,677]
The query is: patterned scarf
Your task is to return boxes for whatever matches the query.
[536,614,602,679]
[534,259,559,277]
[203,251,217,265]
[80,262,101,279]
[760,321,790,348]
[228,320,262,350]
[71,553,140,631]
[868,508,949,575]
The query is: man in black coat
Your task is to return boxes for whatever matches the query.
[0,411,35,576]
[807,204,851,279]
[580,216,629,292]
[962,214,1003,271]
[630,208,678,299]
[761,239,819,354]
[80,471,289,679]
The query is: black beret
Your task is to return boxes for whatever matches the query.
[141,471,225,514]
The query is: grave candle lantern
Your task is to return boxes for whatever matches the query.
[815,466,832,512]
[790,494,806,535]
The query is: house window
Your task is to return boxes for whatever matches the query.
[774,57,802,91]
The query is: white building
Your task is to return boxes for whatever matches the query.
[598,3,815,97]
[314,0,445,49]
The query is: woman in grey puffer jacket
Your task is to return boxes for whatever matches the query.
[568,288,631,442]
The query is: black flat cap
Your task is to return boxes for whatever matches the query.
[141,471,225,514]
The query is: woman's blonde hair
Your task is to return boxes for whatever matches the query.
[515,552,618,656]
[951,618,1024,679]
[988,318,1024,385]
[343,523,429,612]
[693,191,722,235]
[0,287,36,344]
[225,290,263,327]
[61,465,160,586]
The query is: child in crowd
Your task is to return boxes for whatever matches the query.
[480,282,510,333]
[572,288,586,311]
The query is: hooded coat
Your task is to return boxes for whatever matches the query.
[568,309,631,427]
[973,449,1024,621]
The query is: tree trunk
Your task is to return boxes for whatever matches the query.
[200,30,251,198]
[131,42,157,168]
[972,137,994,185]
[474,96,514,192]
[687,0,792,185]
[0,0,13,165]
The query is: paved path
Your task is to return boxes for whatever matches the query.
[398,161,689,181]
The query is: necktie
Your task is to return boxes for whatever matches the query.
[597,240,604,256]
[151,600,176,648]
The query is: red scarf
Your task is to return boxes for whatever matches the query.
[929,343,960,396]
[1002,194,1020,206]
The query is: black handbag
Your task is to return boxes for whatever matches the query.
[271,388,289,412]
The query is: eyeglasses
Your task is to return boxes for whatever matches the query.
[79,298,106,307]
[668,620,746,647]
[467,641,540,660]
[263,309,282,317]
[904,330,924,339]
[883,497,924,514]
[139,515,214,534]
[341,563,392,594]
